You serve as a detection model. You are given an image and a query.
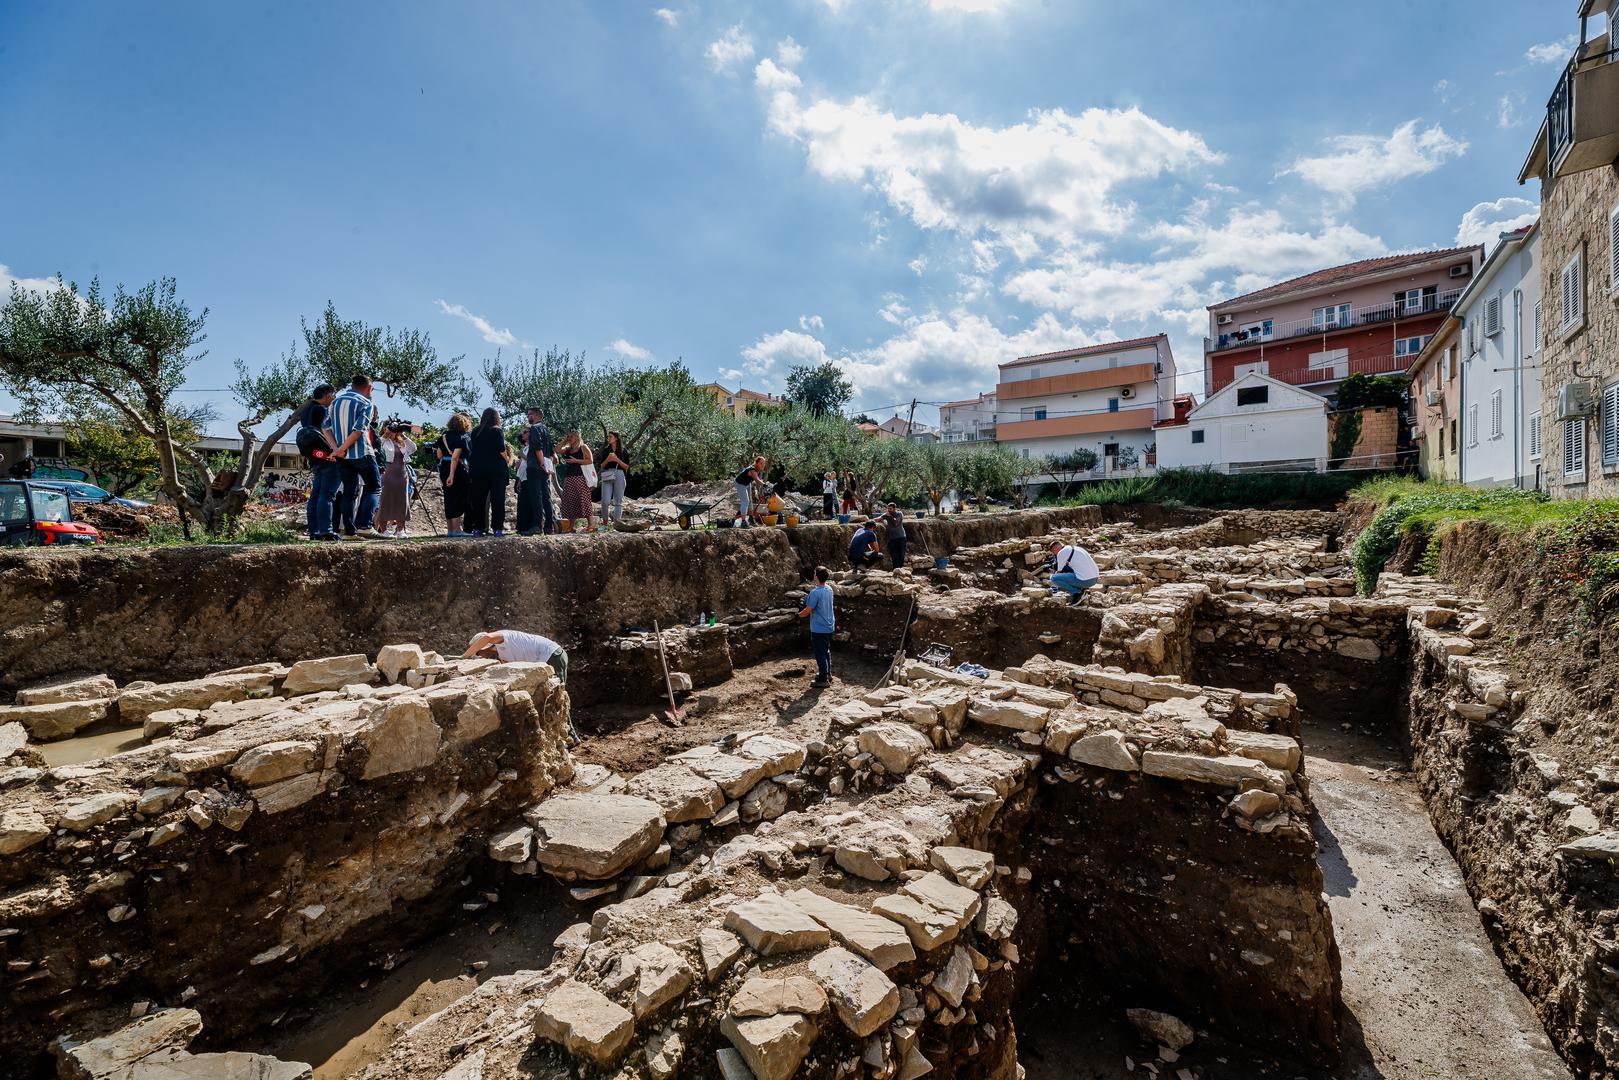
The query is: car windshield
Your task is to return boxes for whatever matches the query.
[70,483,107,497]
[31,488,71,523]
[0,485,26,524]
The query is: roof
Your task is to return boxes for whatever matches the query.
[1188,370,1329,419]
[735,388,780,401]
[1519,117,1549,185]
[939,394,992,409]
[1448,222,1538,319]
[1209,245,1483,311]
[1004,334,1165,370]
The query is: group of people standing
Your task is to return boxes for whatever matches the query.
[294,382,634,540]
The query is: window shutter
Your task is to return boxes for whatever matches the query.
[1609,205,1619,292]
[1529,412,1542,459]
[1468,403,1479,447]
[1605,383,1619,464]
[1534,300,1542,345]
[1491,389,1503,439]
[1566,417,1587,476]
[1485,294,1502,336]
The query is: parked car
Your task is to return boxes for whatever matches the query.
[31,480,152,510]
[0,480,103,546]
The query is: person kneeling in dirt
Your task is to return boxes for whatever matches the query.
[799,565,836,687]
[462,629,578,739]
[1048,540,1099,605]
[848,519,884,571]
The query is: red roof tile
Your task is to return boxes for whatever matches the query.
[1210,245,1482,311]
[1006,334,1165,369]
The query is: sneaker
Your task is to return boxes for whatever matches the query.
[340,532,364,541]
[396,529,409,538]
[1068,593,1083,606]
[360,528,389,540]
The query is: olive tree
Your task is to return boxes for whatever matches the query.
[483,346,614,437]
[915,441,964,515]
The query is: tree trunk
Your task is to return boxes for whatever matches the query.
[197,487,252,534]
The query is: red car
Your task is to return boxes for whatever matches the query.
[0,480,103,546]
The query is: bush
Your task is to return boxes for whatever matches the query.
[137,516,299,547]
[1348,484,1549,593]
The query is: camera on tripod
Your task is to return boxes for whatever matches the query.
[383,416,418,434]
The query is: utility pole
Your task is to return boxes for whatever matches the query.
[905,397,918,441]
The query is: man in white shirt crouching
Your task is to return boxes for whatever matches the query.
[463,629,576,740]
[1048,541,1099,606]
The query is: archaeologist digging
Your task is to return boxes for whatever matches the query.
[1048,539,1099,605]
[848,518,884,571]
[799,564,836,687]
[462,629,578,739]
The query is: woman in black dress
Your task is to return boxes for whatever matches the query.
[434,412,473,535]
[466,407,512,536]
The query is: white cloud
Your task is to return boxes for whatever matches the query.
[1497,94,1520,129]
[740,328,833,377]
[652,7,678,26]
[754,58,801,92]
[1284,120,1467,199]
[878,296,910,324]
[754,68,1220,244]
[719,367,745,383]
[705,24,755,73]
[776,36,805,66]
[435,299,520,348]
[1525,35,1578,64]
[799,314,824,331]
[1455,197,1538,248]
[1433,79,1453,105]
[820,0,1016,12]
[606,338,653,361]
[907,255,928,275]
[0,263,66,299]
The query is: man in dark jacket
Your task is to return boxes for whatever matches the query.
[517,405,556,535]
[882,502,908,570]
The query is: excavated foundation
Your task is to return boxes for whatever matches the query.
[0,508,1595,1080]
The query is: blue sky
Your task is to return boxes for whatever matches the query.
[0,0,1573,430]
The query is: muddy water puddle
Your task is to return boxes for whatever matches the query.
[37,725,145,767]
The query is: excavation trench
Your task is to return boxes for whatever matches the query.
[0,509,1588,1080]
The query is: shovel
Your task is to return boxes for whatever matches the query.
[653,620,682,726]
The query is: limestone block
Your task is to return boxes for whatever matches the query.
[1126,1007,1194,1051]
[1141,751,1276,789]
[858,723,932,775]
[623,941,695,1018]
[570,763,629,794]
[932,946,974,1008]
[282,655,377,695]
[1229,789,1281,819]
[1334,636,1382,661]
[699,927,747,981]
[0,808,52,854]
[627,764,726,823]
[785,888,916,970]
[975,896,1018,940]
[918,687,970,733]
[527,793,665,879]
[1558,832,1619,860]
[740,779,789,824]
[0,698,109,741]
[136,786,184,815]
[533,980,635,1066]
[231,741,319,787]
[17,673,117,707]
[1007,684,1076,710]
[489,824,535,862]
[51,1008,203,1079]
[869,895,957,952]
[143,709,200,740]
[737,734,807,776]
[126,1051,312,1079]
[1225,730,1301,772]
[118,673,276,723]
[966,698,1050,733]
[357,697,441,780]
[1042,714,1085,756]
[1068,730,1139,772]
[253,773,325,815]
[928,846,995,890]
[672,747,770,799]
[0,722,25,760]
[450,686,501,745]
[375,644,426,684]
[720,1012,818,1080]
[60,792,135,831]
[669,671,694,693]
[810,946,900,1037]
[724,892,832,955]
[730,975,827,1017]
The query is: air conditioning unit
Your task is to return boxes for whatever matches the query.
[1216,314,1234,325]
[1557,381,1594,421]
[1449,264,1471,278]
[1425,389,1442,407]
[1119,386,1136,399]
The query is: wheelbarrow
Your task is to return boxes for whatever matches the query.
[674,498,720,530]
[918,642,954,669]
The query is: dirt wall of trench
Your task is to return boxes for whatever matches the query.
[0,509,1105,694]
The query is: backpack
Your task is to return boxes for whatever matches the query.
[295,426,329,460]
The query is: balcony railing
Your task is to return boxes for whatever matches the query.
[1210,350,1412,394]
[1206,287,1464,353]
[941,426,995,443]
[1550,53,1577,169]
[1547,45,1619,177]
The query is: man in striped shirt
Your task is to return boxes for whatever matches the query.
[324,374,382,537]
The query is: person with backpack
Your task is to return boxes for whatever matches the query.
[433,412,473,536]
[324,374,384,539]
[295,384,338,541]
[517,405,557,535]
[1048,540,1100,605]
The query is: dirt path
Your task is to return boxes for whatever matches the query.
[1306,720,1570,1080]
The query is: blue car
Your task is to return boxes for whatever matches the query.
[31,480,152,510]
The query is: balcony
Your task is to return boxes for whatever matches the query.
[1549,45,1619,177]
[1206,287,1463,354]
[1210,351,1411,394]
[941,425,995,443]
[996,361,1158,400]
[995,407,1157,442]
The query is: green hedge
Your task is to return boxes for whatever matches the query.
[1042,467,1384,510]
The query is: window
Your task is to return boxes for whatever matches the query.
[1561,251,1584,332]
[1565,416,1587,477]
[1399,286,1437,315]
[1484,293,1503,337]
[1394,335,1432,357]
[30,488,70,524]
[1191,429,1205,444]
[1467,404,1479,448]
[1604,383,1619,465]
[1449,418,1457,454]
[1312,303,1351,329]
[1534,300,1542,346]
[1529,412,1542,460]
[1446,346,1457,381]
[1490,389,1503,440]
[1108,398,1120,413]
[1235,386,1269,406]
[1021,406,1046,421]
[1609,204,1619,295]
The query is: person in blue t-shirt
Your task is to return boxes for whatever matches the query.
[799,565,836,687]
[847,519,884,571]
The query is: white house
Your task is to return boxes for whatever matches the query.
[1455,223,1543,489]
[1156,371,1329,470]
[938,393,997,443]
[994,334,1175,469]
